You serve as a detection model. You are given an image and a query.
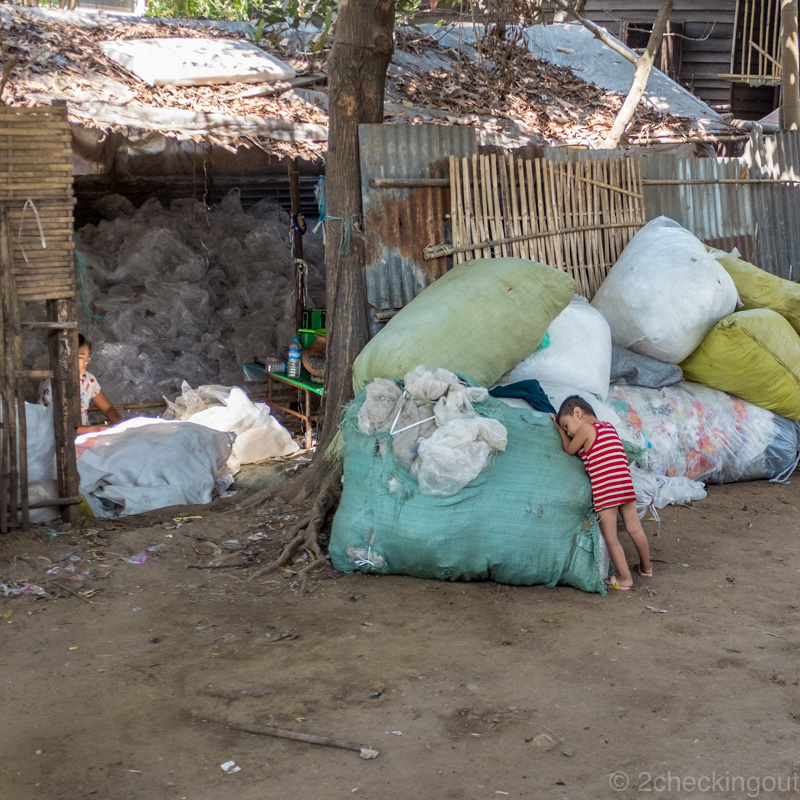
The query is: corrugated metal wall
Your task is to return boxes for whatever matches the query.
[743,129,800,280]
[358,125,800,325]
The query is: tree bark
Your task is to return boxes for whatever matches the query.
[781,0,800,130]
[318,0,395,454]
[599,0,674,150]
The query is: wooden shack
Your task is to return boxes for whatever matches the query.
[0,103,80,531]
[582,0,781,118]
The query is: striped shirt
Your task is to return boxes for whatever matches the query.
[578,421,636,511]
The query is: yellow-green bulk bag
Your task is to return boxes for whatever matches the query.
[709,248,800,333]
[680,309,800,420]
[352,258,575,392]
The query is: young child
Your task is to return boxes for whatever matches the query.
[552,395,652,591]
[39,334,123,435]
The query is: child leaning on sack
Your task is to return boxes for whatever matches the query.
[551,395,652,591]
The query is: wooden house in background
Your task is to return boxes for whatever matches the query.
[582,0,782,119]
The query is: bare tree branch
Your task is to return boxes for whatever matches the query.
[599,0,674,150]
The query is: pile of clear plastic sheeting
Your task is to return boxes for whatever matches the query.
[21,190,326,405]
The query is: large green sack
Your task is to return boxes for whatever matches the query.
[710,248,800,333]
[329,390,606,593]
[681,309,800,420]
[352,257,575,392]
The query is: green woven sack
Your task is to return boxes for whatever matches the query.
[352,257,575,392]
[710,248,800,333]
[329,391,606,593]
[681,309,800,420]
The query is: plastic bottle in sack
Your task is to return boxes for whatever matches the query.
[287,337,302,378]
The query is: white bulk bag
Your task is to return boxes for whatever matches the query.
[499,295,612,400]
[591,217,738,364]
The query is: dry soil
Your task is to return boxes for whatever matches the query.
[2,472,800,800]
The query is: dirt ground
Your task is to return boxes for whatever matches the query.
[2,464,800,800]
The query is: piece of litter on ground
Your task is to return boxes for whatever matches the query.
[127,769,141,773]
[123,553,149,564]
[1,582,49,597]
[147,544,166,552]
[645,605,668,614]
[391,730,402,736]
[220,760,241,774]
[682,563,690,567]
[218,490,238,498]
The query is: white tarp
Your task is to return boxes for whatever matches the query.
[99,37,295,87]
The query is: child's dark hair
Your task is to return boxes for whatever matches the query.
[557,395,596,420]
[79,334,89,349]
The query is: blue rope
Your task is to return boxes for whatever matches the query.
[312,175,361,254]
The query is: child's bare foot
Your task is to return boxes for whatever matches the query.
[634,563,653,578]
[606,576,633,591]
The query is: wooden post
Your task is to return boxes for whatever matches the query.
[600,0,675,150]
[781,0,800,129]
[47,298,80,526]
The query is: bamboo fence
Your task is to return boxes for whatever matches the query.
[0,104,79,531]
[428,153,645,299]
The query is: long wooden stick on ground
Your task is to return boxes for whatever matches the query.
[228,722,379,759]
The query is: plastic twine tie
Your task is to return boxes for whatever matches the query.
[311,176,361,253]
[354,547,377,568]
[769,450,800,485]
[17,199,47,264]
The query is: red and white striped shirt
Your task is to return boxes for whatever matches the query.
[578,421,636,511]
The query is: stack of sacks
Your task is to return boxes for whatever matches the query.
[497,295,612,400]
[591,217,739,364]
[679,250,800,420]
[352,257,575,393]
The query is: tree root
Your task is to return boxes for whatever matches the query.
[238,455,328,511]
[246,463,341,587]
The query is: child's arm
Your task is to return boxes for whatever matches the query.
[550,415,593,455]
[91,390,123,426]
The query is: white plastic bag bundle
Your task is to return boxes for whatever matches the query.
[412,417,508,497]
[186,386,299,464]
[500,295,612,400]
[591,217,739,364]
[630,464,707,520]
[355,366,507,495]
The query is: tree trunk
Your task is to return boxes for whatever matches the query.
[318,0,395,454]
[239,0,394,519]
[599,0,674,150]
[781,0,800,130]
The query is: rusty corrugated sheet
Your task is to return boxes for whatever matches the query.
[359,124,478,329]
